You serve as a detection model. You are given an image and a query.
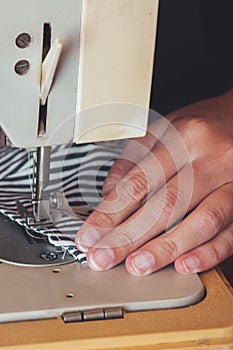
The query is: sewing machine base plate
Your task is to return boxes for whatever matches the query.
[0,259,205,323]
[0,213,75,266]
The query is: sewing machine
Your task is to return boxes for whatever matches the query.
[0,0,232,348]
[0,0,158,227]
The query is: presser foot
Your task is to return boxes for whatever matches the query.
[16,198,52,227]
[16,191,63,227]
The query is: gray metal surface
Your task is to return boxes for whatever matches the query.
[0,0,82,148]
[0,214,75,266]
[0,259,205,323]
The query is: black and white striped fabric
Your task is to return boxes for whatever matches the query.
[0,142,123,263]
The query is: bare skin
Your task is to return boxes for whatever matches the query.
[75,90,233,276]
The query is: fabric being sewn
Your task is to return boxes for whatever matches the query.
[0,142,123,263]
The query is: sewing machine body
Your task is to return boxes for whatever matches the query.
[0,0,158,148]
[0,0,159,225]
[0,1,232,348]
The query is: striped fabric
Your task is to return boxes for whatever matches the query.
[0,142,123,263]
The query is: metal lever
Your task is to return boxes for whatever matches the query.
[40,38,63,105]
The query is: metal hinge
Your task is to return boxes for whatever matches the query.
[62,307,124,323]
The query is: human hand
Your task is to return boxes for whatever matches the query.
[75,90,233,275]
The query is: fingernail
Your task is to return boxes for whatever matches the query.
[76,227,100,252]
[131,251,155,275]
[89,248,115,271]
[183,256,199,273]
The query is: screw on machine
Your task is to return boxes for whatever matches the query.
[40,251,58,261]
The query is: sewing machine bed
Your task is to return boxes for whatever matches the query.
[0,215,205,324]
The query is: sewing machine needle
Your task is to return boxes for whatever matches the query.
[35,146,51,202]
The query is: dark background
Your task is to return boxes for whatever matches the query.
[150,0,233,115]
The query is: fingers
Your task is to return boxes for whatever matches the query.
[125,183,233,276]
[75,97,233,275]
[86,180,233,272]
[76,110,232,272]
[76,118,193,252]
[76,147,226,256]
[75,139,187,253]
[102,116,172,197]
[174,223,233,274]
[102,131,157,197]
[102,156,134,198]
[75,165,188,269]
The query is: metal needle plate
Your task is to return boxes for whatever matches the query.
[0,214,75,266]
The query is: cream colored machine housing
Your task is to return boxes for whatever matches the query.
[0,0,158,148]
